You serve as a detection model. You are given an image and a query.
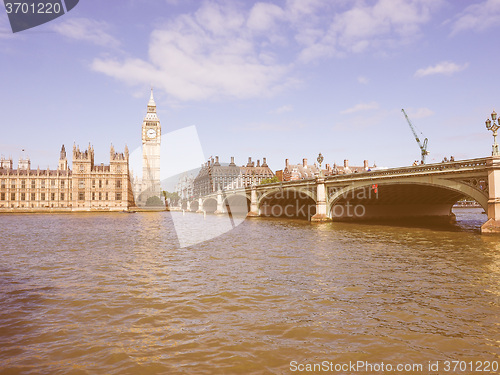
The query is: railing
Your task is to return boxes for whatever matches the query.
[194,157,492,198]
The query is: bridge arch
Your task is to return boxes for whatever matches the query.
[258,186,317,220]
[222,193,250,216]
[190,200,199,212]
[327,178,488,220]
[202,197,217,213]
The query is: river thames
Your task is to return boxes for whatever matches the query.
[0,208,498,374]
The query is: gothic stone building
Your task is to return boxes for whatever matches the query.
[193,156,274,197]
[0,144,134,211]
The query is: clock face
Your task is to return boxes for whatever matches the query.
[147,128,157,139]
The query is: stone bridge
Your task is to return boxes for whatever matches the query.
[181,156,500,234]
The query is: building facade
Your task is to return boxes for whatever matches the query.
[277,158,374,181]
[0,144,134,211]
[193,156,274,197]
[175,173,195,200]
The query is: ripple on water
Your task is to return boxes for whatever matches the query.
[0,211,498,374]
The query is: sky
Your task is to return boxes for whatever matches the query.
[1,0,500,173]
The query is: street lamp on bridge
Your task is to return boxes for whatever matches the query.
[486,110,500,156]
[317,153,324,177]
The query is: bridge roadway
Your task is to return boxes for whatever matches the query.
[181,156,500,234]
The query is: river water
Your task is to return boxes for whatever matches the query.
[0,208,498,374]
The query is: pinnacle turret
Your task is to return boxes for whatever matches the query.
[148,87,156,108]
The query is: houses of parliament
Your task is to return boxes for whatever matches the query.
[0,90,162,211]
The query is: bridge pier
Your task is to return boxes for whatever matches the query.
[247,186,259,217]
[214,190,225,214]
[196,197,204,213]
[311,177,331,222]
[481,157,500,233]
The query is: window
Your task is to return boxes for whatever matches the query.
[11,181,15,189]
[92,179,96,188]
[79,164,84,172]
[92,192,95,200]
[51,179,56,187]
[41,193,45,201]
[78,192,85,201]
[0,193,4,200]
[61,180,65,188]
[0,180,4,188]
[41,180,45,188]
[117,165,122,172]
[115,192,122,201]
[98,179,102,188]
[105,192,108,200]
[116,180,121,188]
[21,180,26,189]
[10,193,15,200]
[60,193,64,201]
[21,193,25,200]
[31,193,35,201]
[51,193,55,201]
[78,179,85,189]
[98,192,102,200]
[31,180,35,189]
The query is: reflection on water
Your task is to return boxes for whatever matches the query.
[0,208,498,374]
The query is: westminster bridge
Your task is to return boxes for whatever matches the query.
[181,156,500,234]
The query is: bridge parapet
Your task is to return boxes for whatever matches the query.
[323,157,489,182]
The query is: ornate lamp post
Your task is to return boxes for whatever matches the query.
[486,110,500,156]
[317,153,324,177]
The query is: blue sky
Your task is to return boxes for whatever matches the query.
[1,0,500,172]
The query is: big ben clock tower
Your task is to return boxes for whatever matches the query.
[140,88,161,205]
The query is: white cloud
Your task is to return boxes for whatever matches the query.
[414,61,468,78]
[406,107,434,119]
[51,18,119,48]
[298,0,442,62]
[341,102,379,114]
[90,0,444,101]
[247,2,285,32]
[272,105,293,114]
[357,76,369,84]
[450,0,500,35]
[92,1,296,101]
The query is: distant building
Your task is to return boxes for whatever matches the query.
[277,158,374,181]
[175,173,195,200]
[280,158,320,181]
[193,156,274,197]
[331,159,373,174]
[0,144,134,211]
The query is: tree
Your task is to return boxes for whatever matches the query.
[162,191,180,206]
[146,195,163,206]
[260,176,279,185]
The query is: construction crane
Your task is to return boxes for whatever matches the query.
[401,108,429,164]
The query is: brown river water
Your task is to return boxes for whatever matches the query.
[0,208,499,374]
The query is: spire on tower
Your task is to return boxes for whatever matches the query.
[148,87,156,107]
[60,144,66,160]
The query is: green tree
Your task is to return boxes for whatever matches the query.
[146,195,163,206]
[260,176,279,185]
[162,191,180,206]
